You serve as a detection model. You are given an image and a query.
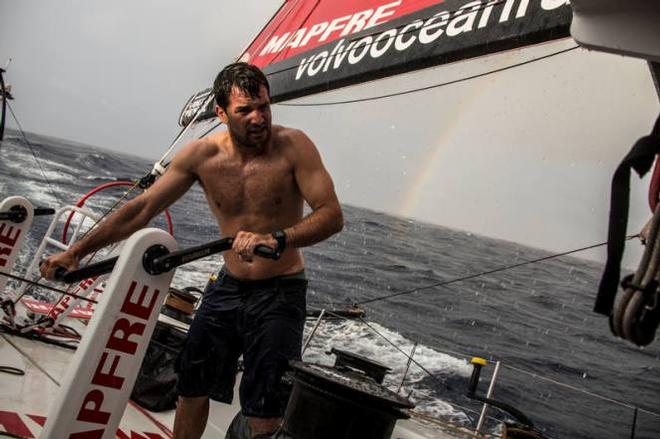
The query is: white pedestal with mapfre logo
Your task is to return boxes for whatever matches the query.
[0,196,34,296]
[40,228,177,439]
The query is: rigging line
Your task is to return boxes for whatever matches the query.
[336,301,641,424]
[36,274,91,322]
[0,271,98,304]
[310,282,604,349]
[355,315,450,386]
[0,333,61,385]
[79,181,140,238]
[158,126,189,166]
[278,45,580,107]
[160,113,222,170]
[262,0,510,81]
[67,87,222,248]
[6,100,62,206]
[428,281,598,335]
[361,287,607,370]
[156,100,209,168]
[310,309,656,432]
[312,308,660,427]
[366,306,660,420]
[156,93,217,168]
[47,103,216,289]
[502,363,660,420]
[352,314,499,422]
[351,304,660,426]
[30,116,215,303]
[11,274,45,305]
[199,120,222,139]
[349,287,660,417]
[32,105,215,300]
[81,90,222,222]
[354,235,636,306]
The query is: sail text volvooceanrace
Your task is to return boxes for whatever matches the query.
[293,0,569,80]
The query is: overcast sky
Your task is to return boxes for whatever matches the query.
[1,0,659,267]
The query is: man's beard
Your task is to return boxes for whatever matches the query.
[229,123,271,149]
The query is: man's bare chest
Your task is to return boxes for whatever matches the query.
[198,155,298,216]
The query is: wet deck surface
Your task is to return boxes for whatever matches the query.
[1,329,476,439]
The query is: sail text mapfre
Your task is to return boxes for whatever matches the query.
[252,0,415,61]
[178,0,572,127]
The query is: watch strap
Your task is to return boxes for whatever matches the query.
[272,230,286,254]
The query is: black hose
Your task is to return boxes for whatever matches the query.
[0,365,25,376]
[0,323,77,350]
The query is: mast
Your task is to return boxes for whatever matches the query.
[0,59,14,143]
[0,66,7,142]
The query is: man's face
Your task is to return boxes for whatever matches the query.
[218,84,272,149]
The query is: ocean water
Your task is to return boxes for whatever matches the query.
[1,131,659,439]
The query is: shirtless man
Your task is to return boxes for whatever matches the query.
[40,62,343,438]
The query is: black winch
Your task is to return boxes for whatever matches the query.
[280,349,414,439]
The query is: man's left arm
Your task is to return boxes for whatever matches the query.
[285,129,343,247]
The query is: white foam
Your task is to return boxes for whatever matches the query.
[8,179,61,205]
[301,319,472,420]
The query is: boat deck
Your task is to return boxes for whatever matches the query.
[1,326,484,439]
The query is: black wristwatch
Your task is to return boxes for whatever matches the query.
[272,230,287,254]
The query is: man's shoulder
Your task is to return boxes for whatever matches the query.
[172,133,227,171]
[194,132,227,154]
[181,133,226,159]
[273,125,314,152]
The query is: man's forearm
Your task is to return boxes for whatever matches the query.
[69,197,153,259]
[284,204,343,248]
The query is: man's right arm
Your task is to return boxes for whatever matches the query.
[40,141,202,279]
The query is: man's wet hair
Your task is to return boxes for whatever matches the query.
[213,62,270,109]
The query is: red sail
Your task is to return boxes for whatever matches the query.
[179,0,572,126]
[244,0,445,67]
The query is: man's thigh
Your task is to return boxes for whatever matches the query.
[239,281,307,418]
[176,308,243,403]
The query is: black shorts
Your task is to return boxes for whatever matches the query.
[175,267,307,418]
